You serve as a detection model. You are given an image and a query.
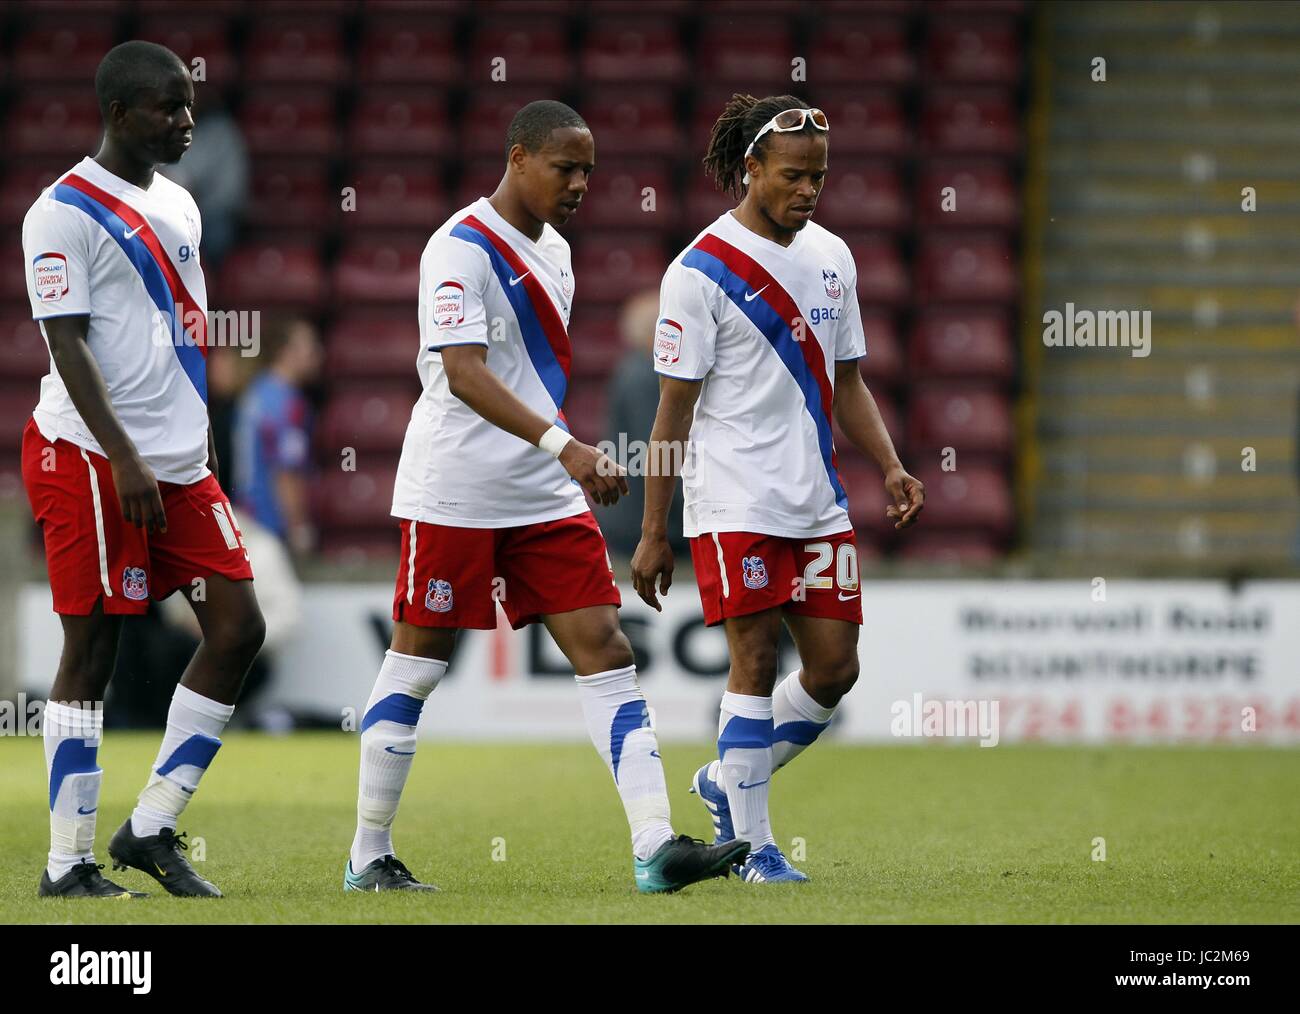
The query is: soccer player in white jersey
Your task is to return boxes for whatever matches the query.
[19,42,265,898]
[632,94,926,883]
[344,100,748,894]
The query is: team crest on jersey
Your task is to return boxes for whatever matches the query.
[122,566,149,601]
[560,267,574,299]
[741,555,769,590]
[426,578,453,613]
[433,281,465,328]
[32,252,69,302]
[822,268,843,300]
[654,318,683,367]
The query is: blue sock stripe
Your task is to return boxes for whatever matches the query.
[609,699,650,783]
[717,715,774,758]
[156,732,222,778]
[773,719,829,747]
[360,692,425,732]
[48,738,99,810]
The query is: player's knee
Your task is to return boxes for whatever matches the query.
[598,626,635,672]
[810,655,859,700]
[207,607,266,666]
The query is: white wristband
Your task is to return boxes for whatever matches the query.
[538,424,572,458]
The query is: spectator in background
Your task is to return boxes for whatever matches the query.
[602,289,686,559]
[234,318,322,557]
[158,87,248,270]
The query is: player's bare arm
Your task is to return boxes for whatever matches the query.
[630,375,701,610]
[42,313,167,533]
[832,358,924,529]
[440,343,628,506]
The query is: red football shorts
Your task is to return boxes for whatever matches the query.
[689,528,863,626]
[392,510,622,630]
[21,418,254,615]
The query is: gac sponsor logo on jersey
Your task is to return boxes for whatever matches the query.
[654,317,683,367]
[808,306,840,325]
[426,578,453,613]
[741,555,769,590]
[32,252,69,301]
[822,268,842,300]
[433,280,465,328]
[122,566,149,601]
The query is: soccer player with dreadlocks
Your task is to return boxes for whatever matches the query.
[632,94,925,883]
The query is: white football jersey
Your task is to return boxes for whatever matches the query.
[21,157,211,484]
[392,197,589,528]
[654,211,866,539]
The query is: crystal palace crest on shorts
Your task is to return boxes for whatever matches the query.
[122,566,149,601]
[426,578,454,613]
[741,555,769,590]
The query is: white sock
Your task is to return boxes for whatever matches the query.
[575,665,674,860]
[44,700,104,880]
[351,650,446,872]
[717,691,775,852]
[131,684,234,837]
[772,670,835,771]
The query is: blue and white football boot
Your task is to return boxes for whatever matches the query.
[689,761,734,844]
[734,843,809,884]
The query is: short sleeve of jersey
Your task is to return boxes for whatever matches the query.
[654,260,718,380]
[22,197,92,320]
[422,234,491,352]
[835,253,867,362]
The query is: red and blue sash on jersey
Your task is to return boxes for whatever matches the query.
[682,233,847,510]
[449,214,571,424]
[51,174,208,402]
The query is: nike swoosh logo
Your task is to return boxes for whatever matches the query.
[650,751,660,758]
[508,271,530,286]
[737,779,769,789]
[838,592,859,601]
[384,746,416,755]
[123,223,145,239]
[154,863,167,877]
[743,285,768,302]
[76,806,96,815]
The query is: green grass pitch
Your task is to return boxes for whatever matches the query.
[1,733,1296,924]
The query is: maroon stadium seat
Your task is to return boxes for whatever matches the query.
[685,173,736,230]
[582,18,688,84]
[0,315,50,382]
[570,161,676,232]
[12,22,116,83]
[572,237,668,302]
[837,456,893,536]
[216,244,328,309]
[808,17,916,85]
[325,315,421,382]
[137,16,238,86]
[907,384,1014,456]
[319,388,413,454]
[0,164,71,226]
[582,90,681,158]
[926,19,1022,83]
[914,232,1018,303]
[560,381,608,447]
[913,463,1014,534]
[349,92,453,158]
[333,242,424,304]
[842,234,909,307]
[241,90,338,157]
[695,18,793,83]
[815,163,908,232]
[454,160,509,210]
[244,19,348,84]
[921,89,1021,155]
[567,302,625,380]
[6,91,102,157]
[815,89,911,156]
[858,312,904,388]
[909,310,1014,381]
[246,162,334,232]
[470,19,572,85]
[357,18,460,85]
[316,463,401,531]
[916,161,1019,229]
[345,163,446,230]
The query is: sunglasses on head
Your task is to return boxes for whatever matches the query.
[742,108,830,184]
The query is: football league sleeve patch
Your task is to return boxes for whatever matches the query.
[653,263,717,381]
[23,201,92,320]
[424,239,490,352]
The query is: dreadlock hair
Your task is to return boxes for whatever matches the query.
[702,93,816,199]
[504,99,588,162]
